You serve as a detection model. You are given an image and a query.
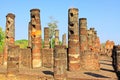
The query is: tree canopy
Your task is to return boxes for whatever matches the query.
[48,17,58,48]
[0,27,5,52]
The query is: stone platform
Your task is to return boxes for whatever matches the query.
[0,56,118,80]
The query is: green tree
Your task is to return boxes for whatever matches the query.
[48,17,58,48]
[15,39,28,49]
[0,27,5,52]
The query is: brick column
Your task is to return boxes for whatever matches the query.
[54,45,67,80]
[62,33,66,46]
[28,22,32,48]
[55,30,59,45]
[44,27,50,48]
[87,29,92,51]
[68,8,80,71]
[30,9,42,68]
[79,18,88,52]
[4,13,15,65]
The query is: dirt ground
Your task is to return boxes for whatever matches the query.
[0,56,118,80]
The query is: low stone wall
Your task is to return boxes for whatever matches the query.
[42,48,53,68]
[7,45,20,76]
[19,48,31,68]
[80,51,100,71]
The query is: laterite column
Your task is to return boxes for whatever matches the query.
[68,8,80,71]
[30,9,42,68]
[79,18,88,52]
[44,27,50,48]
[4,13,15,65]
[54,45,67,80]
[55,30,59,45]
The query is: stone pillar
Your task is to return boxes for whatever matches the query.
[87,29,93,51]
[55,30,59,45]
[79,18,88,52]
[30,9,42,68]
[112,45,120,72]
[68,8,80,71]
[28,22,32,48]
[94,31,100,53]
[54,45,67,80]
[4,13,15,65]
[62,33,66,46]
[44,27,50,48]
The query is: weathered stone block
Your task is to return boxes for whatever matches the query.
[80,51,100,71]
[19,48,31,68]
[54,45,67,80]
[42,48,53,68]
[7,45,20,76]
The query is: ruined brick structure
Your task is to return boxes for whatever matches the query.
[1,8,107,79]
[55,30,59,45]
[28,22,32,48]
[4,13,15,65]
[7,45,19,76]
[112,45,120,72]
[41,27,53,68]
[42,48,53,68]
[105,40,114,56]
[19,48,31,68]
[44,27,50,48]
[87,29,93,51]
[68,8,80,71]
[30,9,42,68]
[54,45,67,80]
[80,51,100,70]
[94,31,101,53]
[62,33,66,46]
[79,18,88,52]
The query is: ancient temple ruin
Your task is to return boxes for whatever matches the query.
[0,8,118,80]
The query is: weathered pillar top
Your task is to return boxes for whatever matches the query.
[6,13,15,19]
[90,28,95,31]
[68,8,79,11]
[44,27,49,29]
[30,8,40,12]
[79,18,87,20]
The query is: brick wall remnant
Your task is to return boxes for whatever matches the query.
[7,45,19,76]
[87,29,93,51]
[19,48,31,68]
[80,51,100,70]
[105,40,114,56]
[62,33,66,46]
[68,8,80,71]
[4,13,15,65]
[79,18,88,52]
[44,27,50,48]
[30,9,42,68]
[42,48,53,68]
[54,45,67,80]
[112,45,120,72]
[55,30,59,45]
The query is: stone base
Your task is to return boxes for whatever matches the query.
[80,52,100,71]
[32,59,42,68]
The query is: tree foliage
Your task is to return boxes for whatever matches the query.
[48,17,58,48]
[0,27,5,52]
[15,39,28,49]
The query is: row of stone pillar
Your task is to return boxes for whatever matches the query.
[68,8,100,71]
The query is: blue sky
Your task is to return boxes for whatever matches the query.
[0,0,120,44]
